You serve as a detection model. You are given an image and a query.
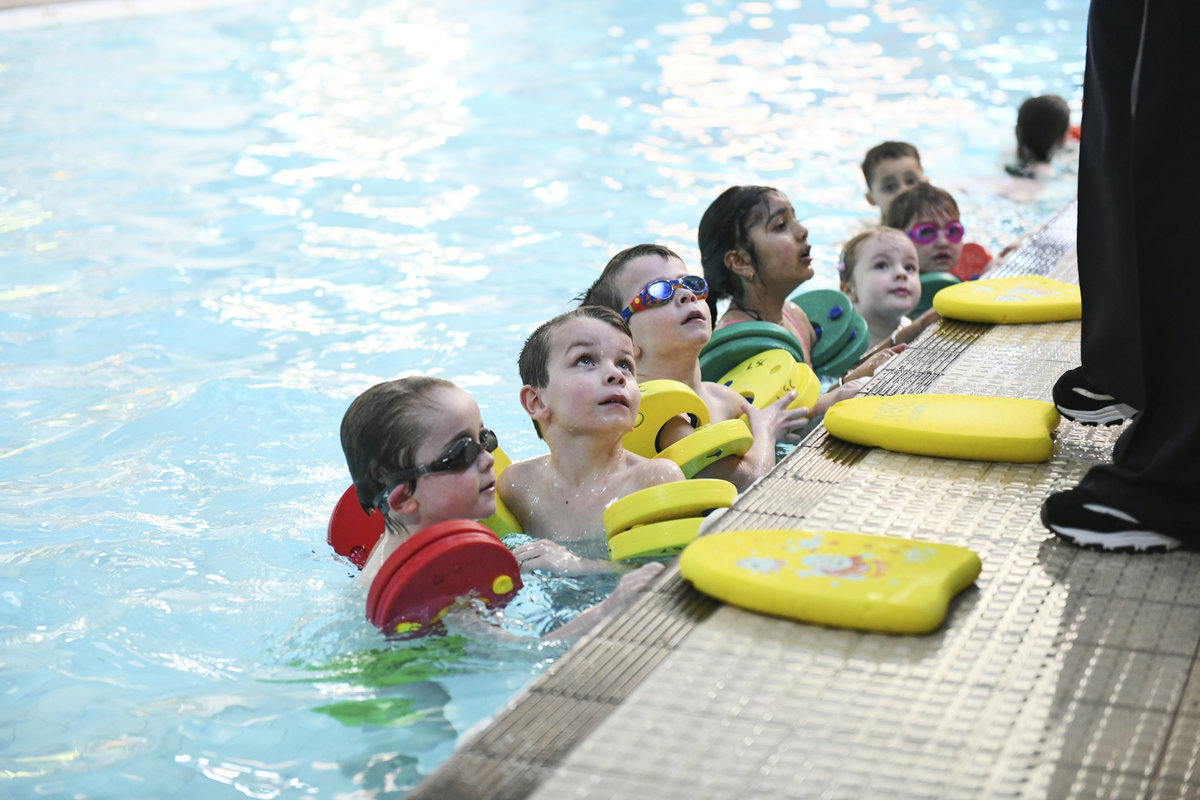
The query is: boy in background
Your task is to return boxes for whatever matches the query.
[862,140,927,221]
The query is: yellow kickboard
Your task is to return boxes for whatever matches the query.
[679,528,981,634]
[823,393,1060,462]
[932,275,1081,323]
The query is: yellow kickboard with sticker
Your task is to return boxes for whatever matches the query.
[932,275,1081,323]
[680,528,981,634]
[823,393,1060,462]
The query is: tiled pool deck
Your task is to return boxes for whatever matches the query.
[410,201,1200,799]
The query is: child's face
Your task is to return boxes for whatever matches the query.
[866,156,926,218]
[617,254,711,351]
[905,208,963,274]
[844,231,920,324]
[745,191,814,290]
[409,386,497,525]
[539,316,639,433]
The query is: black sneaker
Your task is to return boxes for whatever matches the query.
[1041,487,1182,552]
[1051,366,1137,426]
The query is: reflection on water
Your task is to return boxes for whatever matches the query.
[0,0,1086,797]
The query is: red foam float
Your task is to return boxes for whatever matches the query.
[364,520,522,636]
[327,484,384,569]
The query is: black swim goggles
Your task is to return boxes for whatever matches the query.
[373,428,498,510]
[620,275,709,322]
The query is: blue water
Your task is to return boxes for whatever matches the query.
[0,0,1085,797]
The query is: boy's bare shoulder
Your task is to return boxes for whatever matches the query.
[499,455,549,500]
[625,452,685,489]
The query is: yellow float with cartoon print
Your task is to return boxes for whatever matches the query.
[679,528,981,634]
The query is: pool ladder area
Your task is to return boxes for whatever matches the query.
[412,200,1200,800]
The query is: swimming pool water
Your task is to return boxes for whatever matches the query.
[1,0,1086,796]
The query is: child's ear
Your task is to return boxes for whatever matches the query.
[724,249,756,281]
[841,281,857,302]
[520,384,550,425]
[386,483,418,515]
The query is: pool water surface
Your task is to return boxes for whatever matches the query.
[0,0,1086,797]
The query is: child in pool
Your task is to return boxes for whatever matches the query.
[697,185,899,383]
[885,182,990,281]
[1006,95,1071,179]
[839,227,938,349]
[862,141,927,222]
[339,375,664,638]
[579,244,817,491]
[499,305,685,567]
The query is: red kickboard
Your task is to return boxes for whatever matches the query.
[365,520,522,635]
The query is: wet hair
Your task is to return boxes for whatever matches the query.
[697,185,777,324]
[577,243,684,316]
[884,183,960,231]
[340,376,456,513]
[861,141,922,187]
[517,305,632,438]
[1015,95,1070,165]
[838,227,910,288]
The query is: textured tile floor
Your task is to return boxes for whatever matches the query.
[411,201,1200,799]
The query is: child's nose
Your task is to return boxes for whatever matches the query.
[606,364,627,383]
[478,447,495,470]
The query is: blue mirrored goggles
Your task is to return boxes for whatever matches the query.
[620,275,709,322]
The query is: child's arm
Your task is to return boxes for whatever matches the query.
[545,562,665,639]
[692,387,809,490]
[512,538,614,575]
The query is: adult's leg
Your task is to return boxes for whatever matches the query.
[1075,0,1145,408]
[1076,0,1200,532]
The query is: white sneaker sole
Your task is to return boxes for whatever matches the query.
[1055,402,1137,426]
[1048,524,1180,552]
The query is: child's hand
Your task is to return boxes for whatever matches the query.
[512,539,608,575]
[743,389,811,445]
[546,562,665,640]
[605,562,666,607]
[846,343,905,382]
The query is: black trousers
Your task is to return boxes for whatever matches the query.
[1075,0,1200,526]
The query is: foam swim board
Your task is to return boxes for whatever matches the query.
[823,393,1061,462]
[656,419,754,478]
[328,485,385,569]
[932,275,1081,323]
[717,348,821,412]
[913,272,961,316]
[791,288,856,367]
[813,311,869,378]
[623,379,710,458]
[699,321,806,383]
[609,517,705,560]
[480,446,522,536]
[951,242,991,282]
[603,478,738,538]
[679,528,981,634]
[366,520,522,636]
